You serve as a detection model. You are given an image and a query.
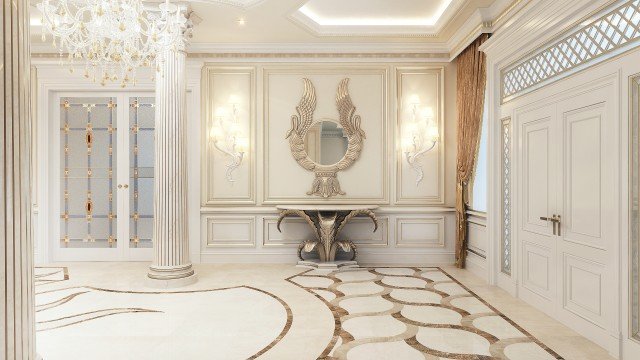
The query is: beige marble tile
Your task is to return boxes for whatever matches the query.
[389,288,442,304]
[342,315,408,339]
[375,268,416,276]
[340,295,394,314]
[335,270,378,282]
[415,327,492,355]
[347,340,425,360]
[401,305,462,325]
[473,315,525,339]
[381,276,428,289]
[504,342,558,360]
[337,281,385,296]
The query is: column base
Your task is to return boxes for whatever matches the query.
[146,264,197,288]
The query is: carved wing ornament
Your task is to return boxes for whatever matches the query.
[286,78,366,197]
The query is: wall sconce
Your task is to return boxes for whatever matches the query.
[402,102,439,186]
[209,103,247,183]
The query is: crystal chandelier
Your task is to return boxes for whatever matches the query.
[37,0,188,87]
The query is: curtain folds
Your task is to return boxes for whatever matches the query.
[454,34,489,268]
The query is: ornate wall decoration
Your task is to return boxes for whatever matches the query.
[501,117,512,275]
[286,78,366,197]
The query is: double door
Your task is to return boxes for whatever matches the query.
[53,93,155,261]
[517,85,617,350]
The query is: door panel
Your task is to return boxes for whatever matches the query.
[518,106,557,306]
[59,97,118,249]
[555,89,613,347]
[562,103,606,250]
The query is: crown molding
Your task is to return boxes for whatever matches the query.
[446,0,526,61]
[186,41,450,54]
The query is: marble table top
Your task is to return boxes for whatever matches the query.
[276,205,379,211]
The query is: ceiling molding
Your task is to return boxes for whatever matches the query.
[287,0,467,37]
[446,0,525,60]
[186,0,267,9]
[186,42,450,54]
[185,52,450,61]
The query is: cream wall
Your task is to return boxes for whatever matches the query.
[198,60,458,264]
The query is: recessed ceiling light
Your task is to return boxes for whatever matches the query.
[299,0,454,27]
[237,17,246,26]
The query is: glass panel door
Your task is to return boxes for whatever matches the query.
[56,93,154,261]
[128,97,155,251]
[60,97,118,249]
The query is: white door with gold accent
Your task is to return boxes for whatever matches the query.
[52,93,155,261]
[516,84,616,352]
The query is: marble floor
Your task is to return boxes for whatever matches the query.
[34,263,614,360]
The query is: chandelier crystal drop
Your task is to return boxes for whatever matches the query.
[37,0,189,87]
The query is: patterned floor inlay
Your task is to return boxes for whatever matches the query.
[287,267,563,360]
[35,268,293,360]
[35,266,69,287]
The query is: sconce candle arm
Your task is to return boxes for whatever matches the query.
[211,137,244,183]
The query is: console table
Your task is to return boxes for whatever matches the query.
[276,205,378,268]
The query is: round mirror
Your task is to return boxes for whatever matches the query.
[304,120,348,166]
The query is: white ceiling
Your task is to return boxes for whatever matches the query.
[31,0,512,54]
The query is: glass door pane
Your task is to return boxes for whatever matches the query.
[60,97,118,248]
[129,97,155,249]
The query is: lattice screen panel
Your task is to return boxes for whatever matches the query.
[129,97,155,248]
[502,0,640,100]
[60,97,117,248]
[501,118,512,275]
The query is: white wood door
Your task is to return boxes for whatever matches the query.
[517,105,559,311]
[554,88,615,345]
[516,85,616,352]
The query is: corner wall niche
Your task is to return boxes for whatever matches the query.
[200,62,457,264]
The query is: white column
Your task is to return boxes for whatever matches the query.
[146,47,197,287]
[1,0,36,358]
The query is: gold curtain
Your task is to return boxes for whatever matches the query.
[454,34,489,268]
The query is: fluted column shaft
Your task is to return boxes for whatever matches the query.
[1,0,36,358]
[147,48,196,287]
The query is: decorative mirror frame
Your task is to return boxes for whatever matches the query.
[286,78,365,197]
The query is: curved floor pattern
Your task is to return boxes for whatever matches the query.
[287,267,563,360]
[35,267,293,360]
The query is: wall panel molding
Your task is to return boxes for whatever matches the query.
[201,66,257,205]
[395,66,445,205]
[262,65,389,204]
[395,216,445,248]
[203,216,256,248]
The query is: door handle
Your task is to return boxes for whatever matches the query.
[123,184,129,189]
[118,184,123,189]
[553,214,561,236]
[540,215,561,235]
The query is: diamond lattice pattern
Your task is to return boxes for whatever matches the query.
[502,0,640,99]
